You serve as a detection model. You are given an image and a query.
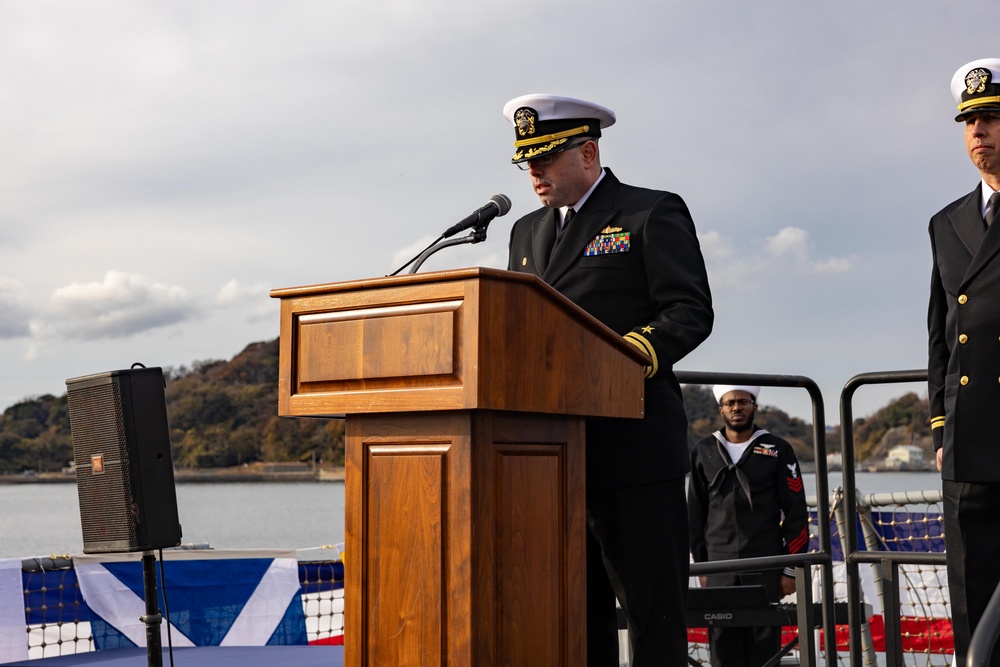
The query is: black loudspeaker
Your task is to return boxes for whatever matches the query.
[66,366,182,554]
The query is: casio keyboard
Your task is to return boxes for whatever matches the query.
[617,584,856,667]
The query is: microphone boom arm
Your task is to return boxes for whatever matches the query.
[406,226,489,274]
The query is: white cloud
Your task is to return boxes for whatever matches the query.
[46,270,199,340]
[813,257,854,274]
[766,227,809,262]
[765,227,853,274]
[216,279,269,305]
[700,227,855,290]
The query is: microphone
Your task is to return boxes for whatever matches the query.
[441,194,512,238]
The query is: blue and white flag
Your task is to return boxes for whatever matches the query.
[0,558,29,664]
[74,549,306,650]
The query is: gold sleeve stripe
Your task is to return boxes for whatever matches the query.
[624,332,658,379]
[930,416,946,430]
[959,96,1000,112]
[513,125,590,148]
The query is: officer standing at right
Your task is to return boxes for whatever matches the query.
[928,57,1000,666]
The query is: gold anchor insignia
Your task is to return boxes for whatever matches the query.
[967,68,990,95]
[513,107,537,138]
[600,226,623,234]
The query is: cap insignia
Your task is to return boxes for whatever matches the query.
[514,107,537,138]
[966,68,991,95]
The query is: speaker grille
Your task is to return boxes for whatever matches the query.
[68,380,139,550]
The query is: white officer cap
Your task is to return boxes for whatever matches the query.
[502,94,616,164]
[952,58,1000,121]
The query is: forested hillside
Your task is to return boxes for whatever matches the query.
[0,340,930,474]
[848,392,931,462]
[0,339,344,474]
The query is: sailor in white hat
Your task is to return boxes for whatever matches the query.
[712,385,761,405]
[690,385,808,667]
[503,93,714,665]
[929,58,1000,666]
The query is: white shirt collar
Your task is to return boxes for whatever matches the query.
[980,179,999,217]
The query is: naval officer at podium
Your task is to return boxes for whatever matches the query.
[504,93,714,667]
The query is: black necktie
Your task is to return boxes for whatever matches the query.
[558,207,575,238]
[987,192,1000,228]
[550,208,575,261]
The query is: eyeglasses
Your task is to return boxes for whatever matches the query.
[720,398,755,409]
[515,140,588,171]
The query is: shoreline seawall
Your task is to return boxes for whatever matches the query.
[0,466,346,484]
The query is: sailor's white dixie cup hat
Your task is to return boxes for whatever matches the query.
[712,385,761,404]
[503,94,616,164]
[952,58,1000,121]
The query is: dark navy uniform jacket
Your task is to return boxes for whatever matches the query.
[507,169,713,491]
[929,183,1000,482]
[688,428,809,599]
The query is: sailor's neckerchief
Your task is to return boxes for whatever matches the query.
[709,428,770,511]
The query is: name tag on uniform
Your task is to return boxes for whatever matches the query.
[584,227,630,256]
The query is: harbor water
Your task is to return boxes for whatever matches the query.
[0,481,347,560]
[0,471,941,561]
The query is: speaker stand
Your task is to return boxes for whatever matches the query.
[140,552,163,667]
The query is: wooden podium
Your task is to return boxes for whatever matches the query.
[270,268,648,666]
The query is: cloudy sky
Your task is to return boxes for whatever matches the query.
[0,1,991,425]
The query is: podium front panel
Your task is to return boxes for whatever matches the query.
[281,280,474,416]
[344,411,585,666]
